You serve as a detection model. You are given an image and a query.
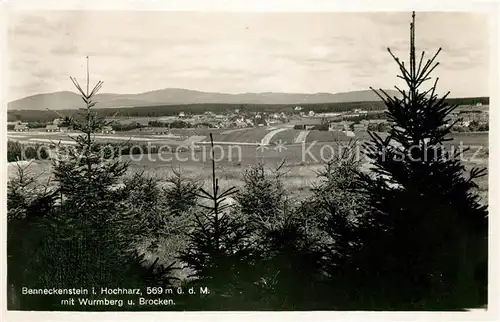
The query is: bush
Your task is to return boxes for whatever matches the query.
[236,162,325,309]
[194,122,215,128]
[296,139,371,308]
[236,163,287,225]
[7,163,59,309]
[120,169,201,245]
[170,120,191,128]
[177,135,257,309]
[7,140,49,162]
[27,121,50,128]
[311,124,329,131]
[367,123,378,131]
[377,122,389,132]
[111,122,141,131]
[148,120,167,127]
[477,123,489,131]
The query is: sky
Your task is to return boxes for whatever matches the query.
[7,10,490,101]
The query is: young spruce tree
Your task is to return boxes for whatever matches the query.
[237,161,324,310]
[49,57,142,294]
[178,134,257,310]
[354,12,488,309]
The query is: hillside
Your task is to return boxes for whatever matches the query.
[8,88,402,111]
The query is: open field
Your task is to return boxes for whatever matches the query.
[8,126,488,200]
[7,130,489,205]
[7,127,488,175]
[7,156,489,207]
[7,126,488,147]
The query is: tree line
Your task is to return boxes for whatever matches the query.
[8,97,489,123]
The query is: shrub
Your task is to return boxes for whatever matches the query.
[120,168,201,248]
[194,122,215,128]
[7,140,49,162]
[7,162,59,309]
[377,122,389,132]
[163,167,201,217]
[236,162,287,226]
[252,211,325,310]
[177,134,257,310]
[367,123,378,131]
[117,169,202,288]
[148,120,167,127]
[236,161,325,309]
[7,162,58,222]
[170,120,191,128]
[294,139,372,308]
[27,121,50,128]
[477,123,488,131]
[311,124,329,131]
[111,121,142,131]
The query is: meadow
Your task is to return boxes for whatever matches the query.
[8,128,489,207]
[8,123,488,145]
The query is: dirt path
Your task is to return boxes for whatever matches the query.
[182,135,207,146]
[294,131,310,143]
[261,128,289,145]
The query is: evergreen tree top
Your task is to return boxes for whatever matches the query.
[358,11,487,231]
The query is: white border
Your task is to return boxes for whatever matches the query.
[1,1,498,322]
[0,0,497,12]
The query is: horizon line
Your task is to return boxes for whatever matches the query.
[7,87,490,104]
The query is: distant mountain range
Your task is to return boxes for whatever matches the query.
[8,88,402,111]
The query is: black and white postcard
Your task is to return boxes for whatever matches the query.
[1,1,498,321]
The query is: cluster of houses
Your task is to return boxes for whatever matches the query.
[11,122,29,132]
[9,119,69,133]
[198,110,289,128]
[9,104,488,135]
[326,105,489,133]
[293,106,373,122]
[329,119,389,132]
[448,106,489,127]
[9,118,115,134]
[138,110,289,132]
